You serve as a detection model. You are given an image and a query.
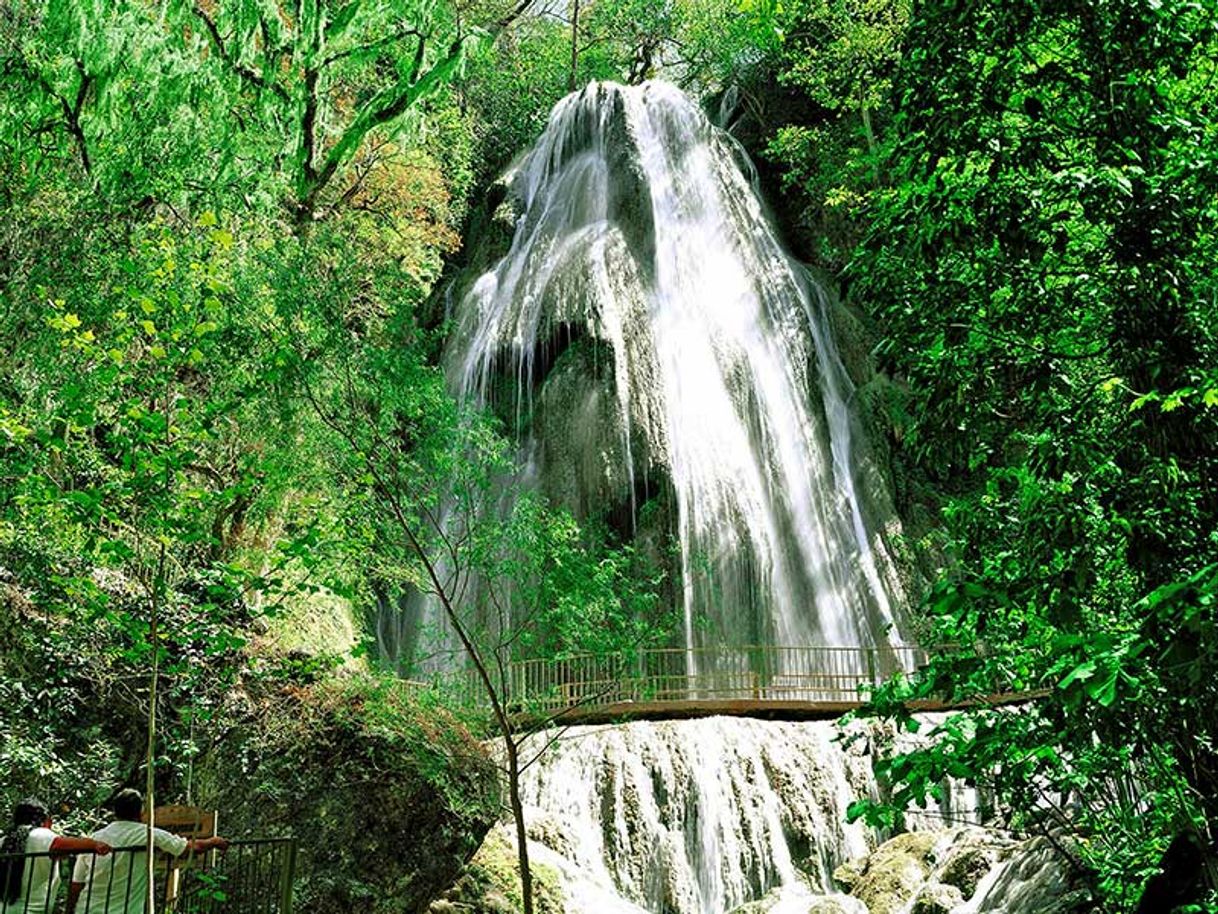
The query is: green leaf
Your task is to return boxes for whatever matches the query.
[1059,660,1097,690]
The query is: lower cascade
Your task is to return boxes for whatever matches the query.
[458,717,1086,914]
[516,717,877,914]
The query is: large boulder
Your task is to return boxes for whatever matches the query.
[836,831,939,914]
[197,674,500,914]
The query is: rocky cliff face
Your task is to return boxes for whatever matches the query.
[398,80,915,674]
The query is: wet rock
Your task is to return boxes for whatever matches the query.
[939,844,1001,901]
[831,859,864,893]
[843,831,939,914]
[910,882,964,914]
[807,894,870,914]
[725,886,867,914]
[526,813,576,859]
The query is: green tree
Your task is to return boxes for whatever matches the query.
[829,0,1218,906]
[259,222,666,914]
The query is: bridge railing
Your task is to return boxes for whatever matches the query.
[0,838,296,914]
[414,643,928,716]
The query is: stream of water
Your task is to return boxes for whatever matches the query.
[396,81,908,669]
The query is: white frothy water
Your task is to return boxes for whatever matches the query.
[513,717,986,914]
[428,80,906,669]
[516,718,875,914]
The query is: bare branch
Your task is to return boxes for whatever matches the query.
[193,4,290,103]
[322,25,424,68]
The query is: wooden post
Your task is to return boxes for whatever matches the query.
[151,806,217,908]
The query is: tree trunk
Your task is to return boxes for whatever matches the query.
[569,0,580,93]
[505,736,534,914]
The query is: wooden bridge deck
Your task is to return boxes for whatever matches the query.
[508,691,1046,730]
[406,645,1044,730]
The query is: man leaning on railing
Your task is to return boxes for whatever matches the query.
[1,798,112,914]
[67,790,229,914]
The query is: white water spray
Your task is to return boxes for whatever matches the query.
[429,81,906,667]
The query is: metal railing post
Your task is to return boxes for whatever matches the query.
[278,840,297,914]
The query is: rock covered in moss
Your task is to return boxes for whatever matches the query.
[910,882,964,914]
[831,859,864,893]
[197,674,500,914]
[837,831,939,914]
[432,827,563,914]
[937,834,1007,901]
[827,827,1092,914]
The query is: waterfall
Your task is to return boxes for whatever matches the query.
[402,80,907,669]
[516,718,874,914]
[407,85,1080,914]
[513,717,983,914]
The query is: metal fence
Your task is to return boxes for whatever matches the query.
[0,838,295,914]
[411,643,928,715]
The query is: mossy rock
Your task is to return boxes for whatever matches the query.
[910,883,964,914]
[197,675,500,914]
[433,828,564,914]
[938,845,997,901]
[837,831,939,914]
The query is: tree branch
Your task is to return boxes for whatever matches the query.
[296,0,537,219]
[193,4,289,103]
[297,36,464,218]
[322,25,423,68]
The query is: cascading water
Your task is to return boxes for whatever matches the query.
[510,717,986,914]
[399,80,909,668]
[515,718,876,914]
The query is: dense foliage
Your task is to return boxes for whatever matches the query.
[0,4,662,909]
[763,0,1218,908]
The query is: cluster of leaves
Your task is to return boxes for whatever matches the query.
[0,0,678,844]
[755,0,1218,907]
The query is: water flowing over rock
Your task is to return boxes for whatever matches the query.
[514,717,944,914]
[497,717,1084,914]
[396,80,910,668]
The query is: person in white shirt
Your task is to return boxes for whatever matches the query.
[0,798,111,914]
[67,791,228,914]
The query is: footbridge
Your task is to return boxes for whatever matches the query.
[408,644,1028,729]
